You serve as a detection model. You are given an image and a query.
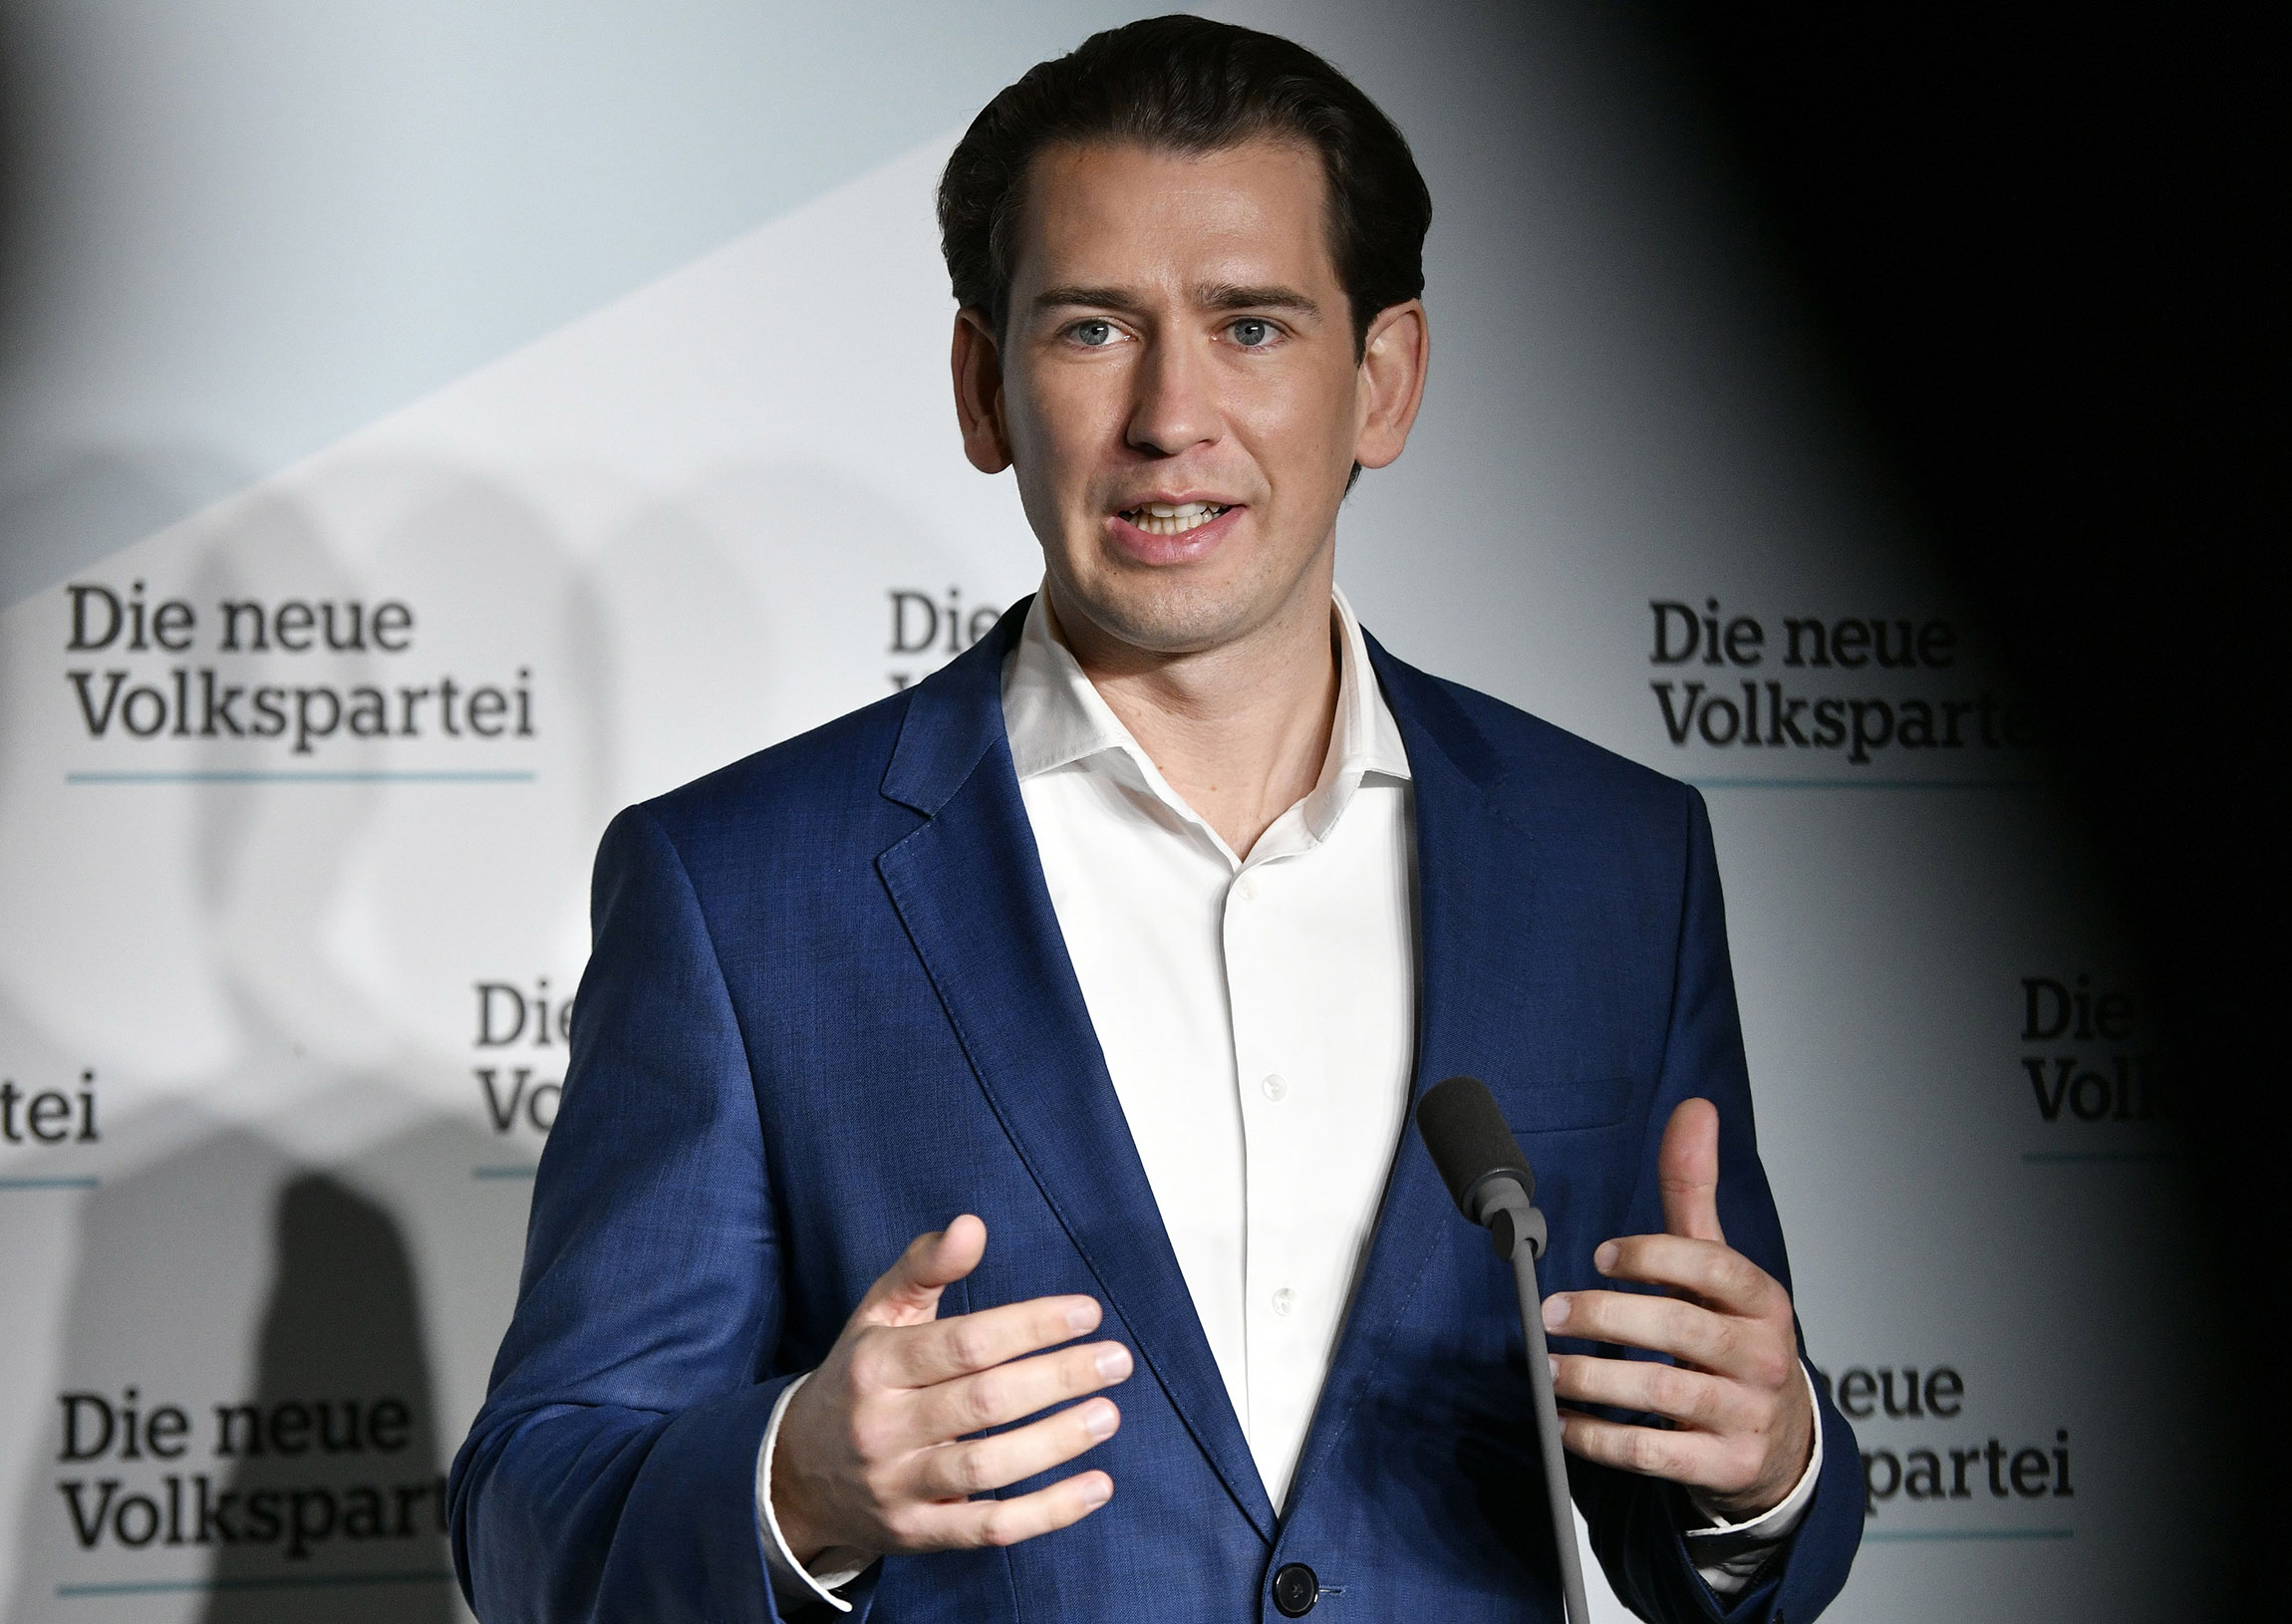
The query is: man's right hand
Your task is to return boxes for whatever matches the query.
[769,1215,1132,1564]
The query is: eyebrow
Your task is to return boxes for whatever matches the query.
[1199,282,1320,317]
[1031,282,1323,320]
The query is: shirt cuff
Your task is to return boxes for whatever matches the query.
[1679,1360,1825,1596]
[755,1373,877,1613]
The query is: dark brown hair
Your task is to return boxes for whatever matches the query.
[937,15,1432,355]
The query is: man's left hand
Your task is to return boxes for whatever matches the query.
[1542,1097,1814,1521]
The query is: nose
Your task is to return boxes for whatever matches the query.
[1124,333,1220,458]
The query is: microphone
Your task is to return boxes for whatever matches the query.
[1416,1073,1545,1259]
[1414,1077,1591,1624]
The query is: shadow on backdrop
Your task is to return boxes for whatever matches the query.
[1667,12,2278,1614]
[2,1117,465,1624]
[193,1174,456,1624]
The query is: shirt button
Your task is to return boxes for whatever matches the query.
[1272,1287,1296,1316]
[1261,1073,1289,1101]
[1235,874,1259,902]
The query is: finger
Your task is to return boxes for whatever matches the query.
[1543,1288,1738,1374]
[869,1295,1109,1391]
[902,1338,1132,1446]
[854,1217,990,1329]
[892,1470,1115,1553]
[1550,1352,1759,1436]
[1658,1099,1725,1243]
[1556,1410,1737,1491]
[906,1396,1122,1501]
[1593,1233,1786,1318]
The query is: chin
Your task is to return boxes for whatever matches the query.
[1068,572,1266,657]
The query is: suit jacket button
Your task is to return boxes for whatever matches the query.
[1272,1562,1319,1616]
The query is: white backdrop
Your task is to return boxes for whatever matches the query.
[0,5,2217,1619]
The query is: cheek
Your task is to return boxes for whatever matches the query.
[1011,374,1122,487]
[1234,369,1359,478]
[1003,384,1060,468]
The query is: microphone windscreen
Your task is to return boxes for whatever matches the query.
[1415,1074,1536,1217]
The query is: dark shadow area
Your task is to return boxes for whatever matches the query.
[193,1173,456,1624]
[1659,11,2280,1613]
[0,1,31,358]
[0,5,255,606]
[2,1114,468,1624]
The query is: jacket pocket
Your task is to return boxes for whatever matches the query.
[1503,1075,1632,1134]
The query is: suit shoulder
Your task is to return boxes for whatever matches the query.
[622,686,918,858]
[1411,667,1697,833]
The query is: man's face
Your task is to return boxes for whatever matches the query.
[971,137,1406,658]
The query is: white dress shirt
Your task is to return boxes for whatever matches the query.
[1005,585,1419,1508]
[756,586,1816,1609]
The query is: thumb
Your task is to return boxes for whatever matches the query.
[854,1214,988,1329]
[1657,1099,1726,1243]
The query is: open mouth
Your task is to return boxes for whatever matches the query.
[1118,500,1232,537]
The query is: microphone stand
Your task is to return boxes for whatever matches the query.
[1477,1180,1592,1624]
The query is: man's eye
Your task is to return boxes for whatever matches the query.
[1070,320,1118,347]
[1229,319,1277,348]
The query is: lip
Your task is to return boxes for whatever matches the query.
[1103,497,1247,566]
[1117,490,1238,510]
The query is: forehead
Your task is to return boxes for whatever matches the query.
[1011,136,1337,294]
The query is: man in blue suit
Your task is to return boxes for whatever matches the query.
[451,17,1862,1621]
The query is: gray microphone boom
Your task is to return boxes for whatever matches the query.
[1415,1074,1592,1624]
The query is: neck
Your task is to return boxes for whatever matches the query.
[1045,570,1340,860]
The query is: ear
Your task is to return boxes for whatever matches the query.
[1351,299,1430,471]
[952,308,1013,474]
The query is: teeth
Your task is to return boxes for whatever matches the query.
[1124,501,1228,536]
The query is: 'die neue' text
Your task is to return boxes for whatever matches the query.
[1647,598,2039,766]
[63,581,532,756]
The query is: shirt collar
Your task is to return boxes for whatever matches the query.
[1000,583,1411,853]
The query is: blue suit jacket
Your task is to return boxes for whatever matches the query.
[450,603,1862,1622]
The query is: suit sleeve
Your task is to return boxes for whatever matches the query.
[1576,786,1863,1623]
[446,805,875,1623]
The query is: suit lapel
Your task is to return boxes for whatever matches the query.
[875,608,1277,1539]
[1281,639,1542,1516]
